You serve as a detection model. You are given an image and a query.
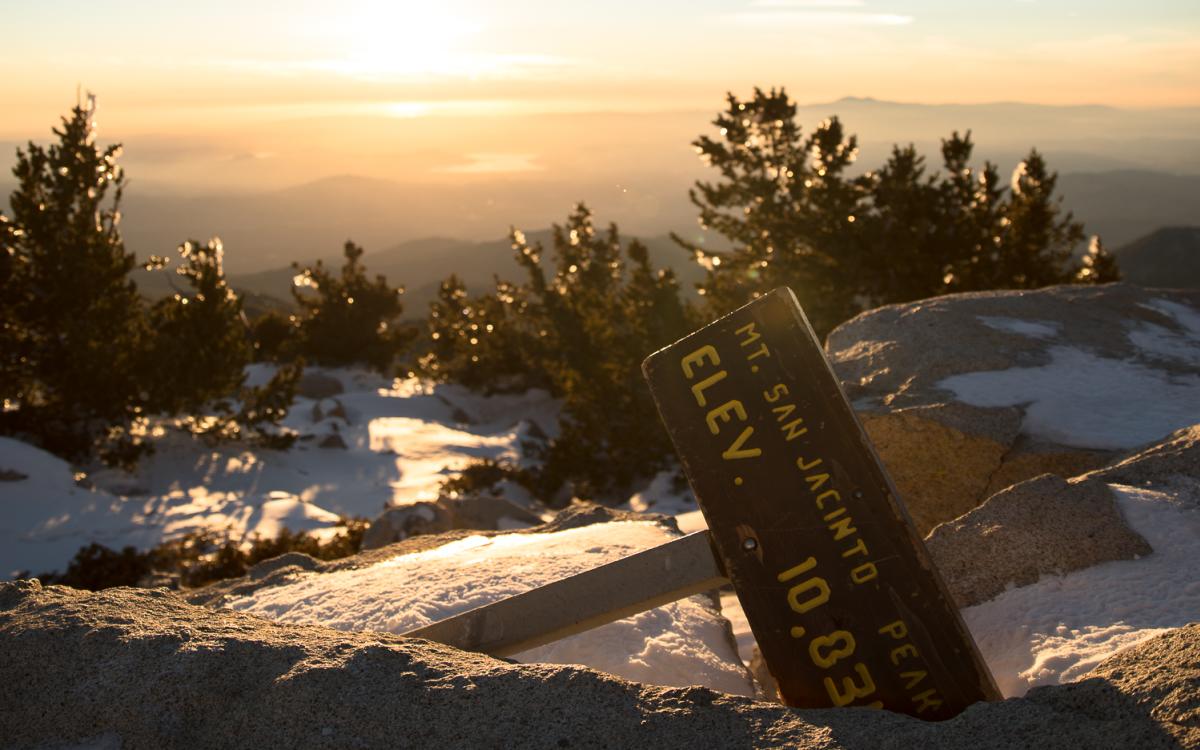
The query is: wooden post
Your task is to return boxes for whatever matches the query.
[643,288,1000,719]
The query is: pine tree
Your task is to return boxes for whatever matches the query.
[1,99,301,463]
[417,205,695,500]
[995,150,1086,288]
[292,241,412,372]
[141,237,301,446]
[1075,235,1121,283]
[937,132,1006,292]
[672,87,868,335]
[145,239,251,415]
[0,101,148,460]
[681,90,1109,334]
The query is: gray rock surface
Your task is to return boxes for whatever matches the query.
[1,579,1193,750]
[923,420,1200,608]
[925,474,1153,608]
[1091,424,1200,490]
[828,283,1200,533]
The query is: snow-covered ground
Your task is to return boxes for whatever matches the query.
[2,354,1198,702]
[964,480,1200,697]
[677,477,1200,699]
[0,369,558,578]
[227,520,754,697]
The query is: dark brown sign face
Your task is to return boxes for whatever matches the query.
[643,288,999,720]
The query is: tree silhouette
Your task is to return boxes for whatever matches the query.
[291,241,413,372]
[1,100,298,463]
[677,88,1116,336]
[0,101,147,460]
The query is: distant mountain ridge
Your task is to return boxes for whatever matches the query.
[1114,227,1200,289]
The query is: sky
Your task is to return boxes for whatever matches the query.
[4,0,1199,137]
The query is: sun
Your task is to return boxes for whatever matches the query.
[335,0,487,78]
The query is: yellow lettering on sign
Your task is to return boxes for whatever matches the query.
[841,537,869,559]
[828,515,857,541]
[706,400,747,435]
[778,558,817,581]
[736,321,760,346]
[780,418,808,441]
[722,426,762,460]
[806,472,830,493]
[815,489,840,510]
[902,670,928,691]
[772,403,796,421]
[823,507,846,522]
[890,644,919,666]
[796,456,823,472]
[809,631,856,669]
[851,562,878,585]
[913,689,944,714]
[746,343,771,361]
[778,557,831,614]
[763,383,789,402]
[879,620,909,640]
[681,345,720,379]
[823,664,878,707]
[785,577,830,614]
[690,370,726,407]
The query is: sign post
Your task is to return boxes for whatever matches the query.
[642,288,999,717]
[408,288,1000,720]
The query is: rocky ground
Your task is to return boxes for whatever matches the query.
[3,283,1199,748]
[1,579,1195,749]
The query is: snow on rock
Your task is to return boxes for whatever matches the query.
[226,519,754,697]
[689,431,1200,701]
[963,480,1200,697]
[827,283,1200,532]
[977,316,1061,339]
[939,346,1200,450]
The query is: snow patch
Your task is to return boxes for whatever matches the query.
[227,520,754,697]
[1128,298,1200,366]
[977,316,1060,339]
[938,346,1200,450]
[626,470,696,516]
[963,481,1200,697]
[0,372,561,577]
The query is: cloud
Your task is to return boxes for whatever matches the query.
[750,0,866,6]
[437,153,543,174]
[725,2,913,27]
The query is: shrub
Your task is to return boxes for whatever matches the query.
[291,241,415,372]
[38,519,368,591]
[415,205,695,501]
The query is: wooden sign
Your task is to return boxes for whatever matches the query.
[643,288,1000,719]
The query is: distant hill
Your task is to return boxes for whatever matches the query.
[1114,227,1200,288]
[1058,172,1200,249]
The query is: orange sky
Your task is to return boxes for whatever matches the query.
[4,0,1200,138]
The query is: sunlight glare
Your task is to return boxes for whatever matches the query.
[334,1,486,78]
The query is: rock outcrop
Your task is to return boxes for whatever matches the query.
[828,283,1200,533]
[1,579,1194,749]
[925,474,1153,608]
[359,494,544,550]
